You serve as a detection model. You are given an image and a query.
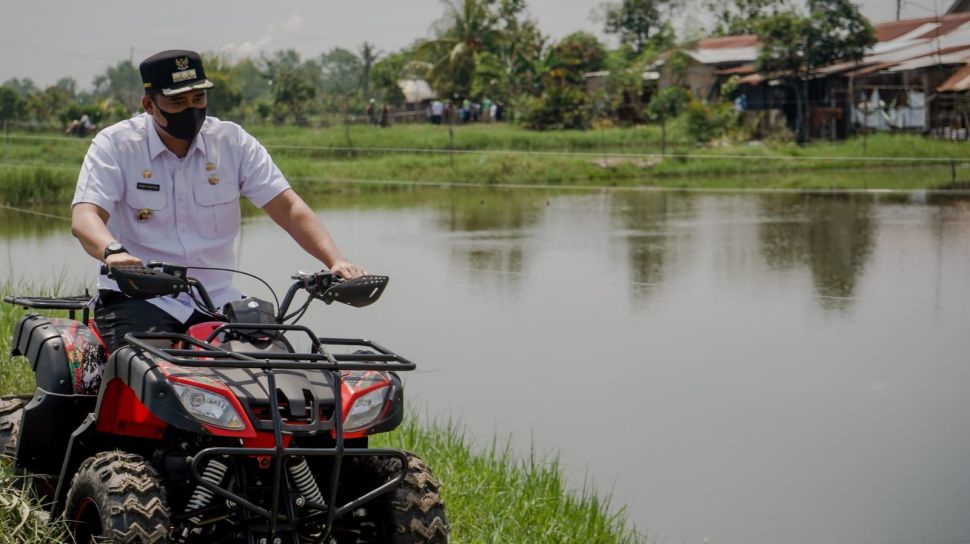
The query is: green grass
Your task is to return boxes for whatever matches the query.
[375,416,644,543]
[1,125,968,205]
[0,464,65,544]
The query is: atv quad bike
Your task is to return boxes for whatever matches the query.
[1,262,448,543]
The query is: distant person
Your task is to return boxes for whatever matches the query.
[460,98,471,123]
[380,103,391,128]
[482,97,492,122]
[366,98,377,125]
[489,101,498,122]
[66,113,96,137]
[430,99,443,125]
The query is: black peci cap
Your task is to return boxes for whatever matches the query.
[139,50,214,96]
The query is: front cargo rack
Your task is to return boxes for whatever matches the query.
[124,322,417,541]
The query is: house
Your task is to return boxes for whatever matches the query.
[684,5,970,139]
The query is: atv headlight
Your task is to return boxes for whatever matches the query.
[172,383,246,430]
[343,386,390,432]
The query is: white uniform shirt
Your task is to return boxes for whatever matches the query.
[72,112,290,322]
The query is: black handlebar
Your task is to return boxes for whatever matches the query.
[99,262,387,323]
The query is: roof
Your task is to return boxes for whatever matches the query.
[398,79,435,103]
[937,62,970,91]
[685,34,760,65]
[716,12,970,85]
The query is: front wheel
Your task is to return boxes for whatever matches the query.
[343,452,450,543]
[64,451,171,543]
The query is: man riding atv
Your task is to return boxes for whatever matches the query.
[71,49,365,353]
[0,48,449,543]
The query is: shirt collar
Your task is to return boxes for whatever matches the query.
[145,112,208,160]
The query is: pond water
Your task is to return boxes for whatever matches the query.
[2,187,970,544]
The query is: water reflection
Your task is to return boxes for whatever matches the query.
[434,189,547,294]
[758,194,875,311]
[609,191,697,303]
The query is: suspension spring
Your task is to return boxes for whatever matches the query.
[287,457,324,508]
[186,458,229,522]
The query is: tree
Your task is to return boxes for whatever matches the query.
[260,50,319,125]
[200,54,244,119]
[319,48,364,96]
[418,0,501,98]
[706,0,790,36]
[552,31,607,85]
[55,77,78,97]
[370,46,425,105]
[1,78,38,97]
[92,60,142,115]
[647,86,690,153]
[360,42,381,100]
[755,0,874,141]
[602,0,677,55]
[26,85,73,124]
[0,87,26,122]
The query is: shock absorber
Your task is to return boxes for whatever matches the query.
[185,458,229,524]
[287,457,325,509]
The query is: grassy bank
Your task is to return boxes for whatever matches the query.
[1,124,969,206]
[0,285,643,543]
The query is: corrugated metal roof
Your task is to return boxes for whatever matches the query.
[696,35,759,49]
[937,62,970,91]
[686,46,759,65]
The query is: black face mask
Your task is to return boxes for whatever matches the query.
[153,98,206,141]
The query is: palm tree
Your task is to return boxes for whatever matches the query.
[418,0,500,98]
[359,42,381,100]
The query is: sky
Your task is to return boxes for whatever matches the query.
[0,0,955,90]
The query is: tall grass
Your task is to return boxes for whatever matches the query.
[374,417,645,543]
[1,127,968,205]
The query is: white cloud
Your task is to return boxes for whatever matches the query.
[218,13,303,58]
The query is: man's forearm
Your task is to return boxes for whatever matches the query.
[71,203,115,261]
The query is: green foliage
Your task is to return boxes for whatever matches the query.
[804,0,876,68]
[602,0,676,54]
[0,78,37,97]
[647,86,690,121]
[706,0,790,36]
[0,87,26,122]
[369,47,420,104]
[684,98,737,143]
[419,0,501,99]
[521,82,591,130]
[25,86,73,124]
[91,60,142,116]
[552,31,607,84]
[261,50,319,125]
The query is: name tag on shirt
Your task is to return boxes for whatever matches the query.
[137,182,161,191]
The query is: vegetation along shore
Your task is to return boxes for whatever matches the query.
[1,124,969,208]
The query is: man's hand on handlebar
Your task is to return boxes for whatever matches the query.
[329,260,367,279]
[105,252,144,270]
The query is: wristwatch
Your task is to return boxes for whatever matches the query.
[103,242,128,260]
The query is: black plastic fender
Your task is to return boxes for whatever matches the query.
[10,315,106,395]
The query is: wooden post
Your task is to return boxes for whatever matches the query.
[448,106,455,170]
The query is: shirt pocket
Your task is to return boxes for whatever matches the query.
[123,181,169,243]
[192,172,241,238]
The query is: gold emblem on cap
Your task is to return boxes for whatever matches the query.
[175,56,190,71]
[208,175,220,186]
[142,169,152,179]
[206,162,216,172]
[136,208,153,222]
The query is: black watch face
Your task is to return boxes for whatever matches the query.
[105,243,124,257]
